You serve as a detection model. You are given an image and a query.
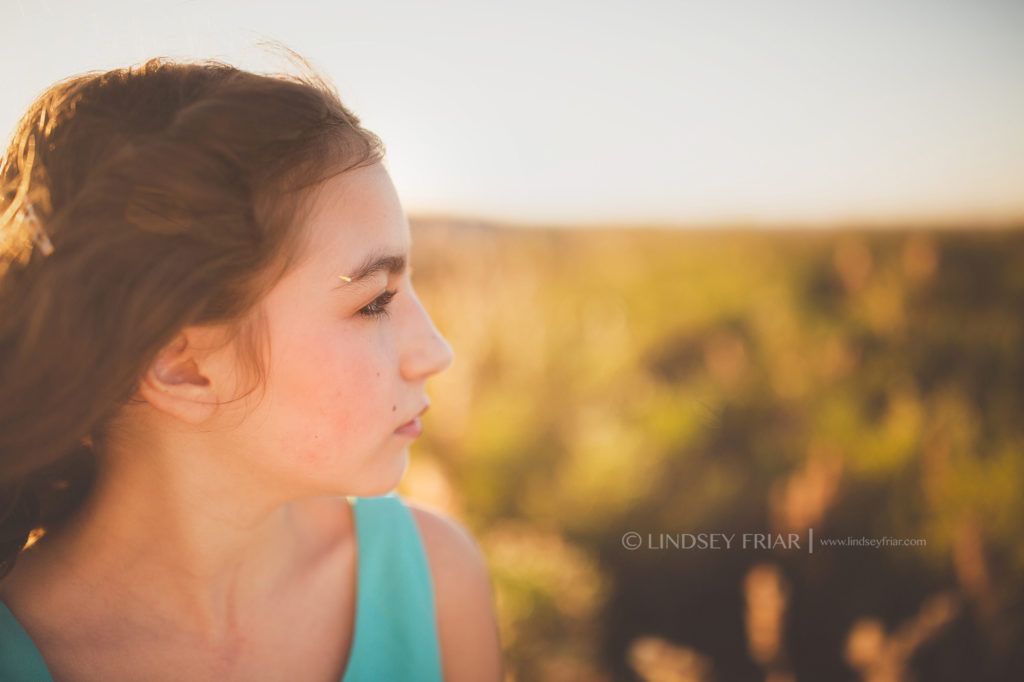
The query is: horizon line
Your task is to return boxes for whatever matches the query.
[407,211,1024,233]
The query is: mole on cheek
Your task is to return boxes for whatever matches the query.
[392,405,396,412]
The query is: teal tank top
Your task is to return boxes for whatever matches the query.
[0,492,443,681]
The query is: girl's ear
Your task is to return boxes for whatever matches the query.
[136,327,232,424]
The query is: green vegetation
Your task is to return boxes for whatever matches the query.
[401,221,1024,682]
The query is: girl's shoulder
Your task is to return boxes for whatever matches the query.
[404,502,504,682]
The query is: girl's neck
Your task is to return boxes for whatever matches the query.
[6,438,310,641]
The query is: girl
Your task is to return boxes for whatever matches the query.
[0,53,502,681]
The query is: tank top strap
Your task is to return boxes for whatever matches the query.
[341,492,443,682]
[0,600,55,681]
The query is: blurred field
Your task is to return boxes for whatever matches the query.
[398,219,1024,682]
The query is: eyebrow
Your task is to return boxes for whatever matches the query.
[334,251,408,289]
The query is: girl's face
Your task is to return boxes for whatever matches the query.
[231,162,453,498]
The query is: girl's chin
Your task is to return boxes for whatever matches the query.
[338,447,410,499]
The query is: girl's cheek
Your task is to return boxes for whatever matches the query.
[273,419,327,468]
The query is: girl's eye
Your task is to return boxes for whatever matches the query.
[358,289,397,319]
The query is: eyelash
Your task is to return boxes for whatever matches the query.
[358,289,397,319]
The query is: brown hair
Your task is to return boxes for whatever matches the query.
[0,51,384,579]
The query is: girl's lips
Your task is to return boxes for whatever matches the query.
[395,404,428,437]
[394,416,423,437]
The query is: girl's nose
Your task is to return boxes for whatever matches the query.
[401,295,454,381]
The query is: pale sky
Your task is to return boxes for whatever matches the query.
[2,0,1023,227]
